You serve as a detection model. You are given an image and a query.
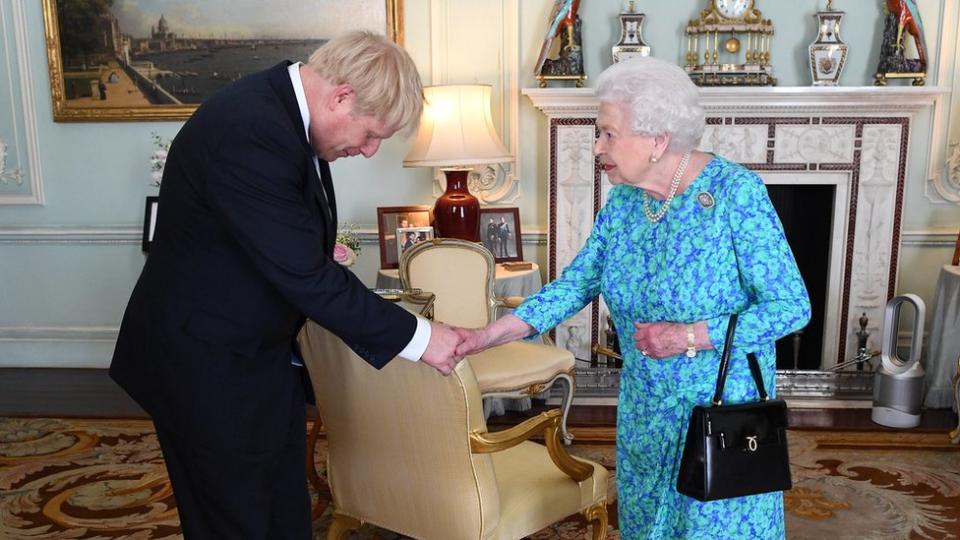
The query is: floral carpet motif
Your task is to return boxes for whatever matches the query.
[785,430,960,540]
[1,417,958,539]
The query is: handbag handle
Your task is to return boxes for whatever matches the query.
[711,314,769,406]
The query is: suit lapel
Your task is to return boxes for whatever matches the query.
[267,62,311,154]
[268,61,337,255]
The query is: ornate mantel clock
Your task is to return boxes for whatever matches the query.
[684,0,776,86]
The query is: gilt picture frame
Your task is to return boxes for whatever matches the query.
[41,0,404,122]
[376,205,432,269]
[395,226,434,264]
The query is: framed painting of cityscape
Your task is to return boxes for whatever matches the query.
[42,0,404,122]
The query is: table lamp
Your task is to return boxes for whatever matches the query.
[403,85,512,242]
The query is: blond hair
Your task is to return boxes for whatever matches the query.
[307,31,423,136]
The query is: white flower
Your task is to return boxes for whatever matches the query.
[335,225,362,256]
[149,133,171,188]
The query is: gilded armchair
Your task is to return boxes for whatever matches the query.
[297,322,608,540]
[399,238,576,442]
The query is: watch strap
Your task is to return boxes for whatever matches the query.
[685,323,697,358]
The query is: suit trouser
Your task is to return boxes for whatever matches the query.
[154,370,312,540]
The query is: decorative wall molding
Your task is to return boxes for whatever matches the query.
[0,0,44,205]
[427,0,521,205]
[526,87,940,371]
[930,139,960,203]
[0,326,117,342]
[925,0,960,205]
[0,227,141,244]
[900,229,960,247]
[0,326,119,369]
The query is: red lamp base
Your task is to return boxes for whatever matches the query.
[434,169,480,242]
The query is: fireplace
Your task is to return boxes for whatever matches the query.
[768,184,834,370]
[524,86,942,397]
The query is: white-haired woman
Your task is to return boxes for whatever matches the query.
[456,56,810,538]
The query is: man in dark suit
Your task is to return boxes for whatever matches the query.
[110,32,461,539]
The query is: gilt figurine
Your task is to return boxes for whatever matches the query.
[535,0,585,87]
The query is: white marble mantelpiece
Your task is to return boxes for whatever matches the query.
[524,86,948,116]
[525,86,947,371]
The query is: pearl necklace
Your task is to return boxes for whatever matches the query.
[642,151,691,224]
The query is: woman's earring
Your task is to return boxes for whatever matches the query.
[649,155,658,163]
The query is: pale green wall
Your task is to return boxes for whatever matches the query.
[0,0,957,367]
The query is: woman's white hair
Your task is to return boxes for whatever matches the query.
[595,56,705,153]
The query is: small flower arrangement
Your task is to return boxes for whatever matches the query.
[149,132,171,187]
[334,224,362,267]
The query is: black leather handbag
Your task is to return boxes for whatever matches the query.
[676,314,792,502]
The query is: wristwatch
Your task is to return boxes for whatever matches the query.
[685,323,697,358]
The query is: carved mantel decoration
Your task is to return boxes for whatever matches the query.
[524,86,945,378]
[934,141,960,203]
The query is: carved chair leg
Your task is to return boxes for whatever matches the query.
[327,512,362,540]
[582,501,608,540]
[556,372,575,444]
[306,416,331,520]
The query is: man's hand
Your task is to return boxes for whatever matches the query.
[420,321,464,375]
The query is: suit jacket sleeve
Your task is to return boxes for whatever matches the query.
[203,109,416,368]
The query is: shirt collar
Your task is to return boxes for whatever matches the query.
[287,62,311,141]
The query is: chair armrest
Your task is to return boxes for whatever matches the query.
[470,409,593,481]
[493,295,525,319]
[495,296,525,309]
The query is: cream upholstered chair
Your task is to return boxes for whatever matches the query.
[297,322,608,540]
[398,238,576,442]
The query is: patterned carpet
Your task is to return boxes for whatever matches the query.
[1,417,958,539]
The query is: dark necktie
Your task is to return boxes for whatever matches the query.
[312,157,337,254]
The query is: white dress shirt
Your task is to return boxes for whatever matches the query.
[287,62,430,362]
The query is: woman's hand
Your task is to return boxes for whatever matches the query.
[633,321,688,359]
[453,314,535,357]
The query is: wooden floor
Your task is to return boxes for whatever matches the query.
[1,368,956,433]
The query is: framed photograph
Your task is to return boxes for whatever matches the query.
[480,207,523,263]
[376,205,432,269]
[41,0,404,122]
[396,226,434,263]
[142,195,159,252]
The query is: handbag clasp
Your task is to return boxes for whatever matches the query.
[746,435,758,452]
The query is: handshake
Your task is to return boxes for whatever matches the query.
[419,321,492,376]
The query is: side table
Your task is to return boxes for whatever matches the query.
[923,264,960,412]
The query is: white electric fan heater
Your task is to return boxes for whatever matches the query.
[871,294,926,428]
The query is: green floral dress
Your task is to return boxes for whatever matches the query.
[514,156,810,539]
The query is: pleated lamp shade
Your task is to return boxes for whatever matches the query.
[402,85,512,242]
[403,85,512,168]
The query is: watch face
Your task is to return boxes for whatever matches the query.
[715,0,750,19]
